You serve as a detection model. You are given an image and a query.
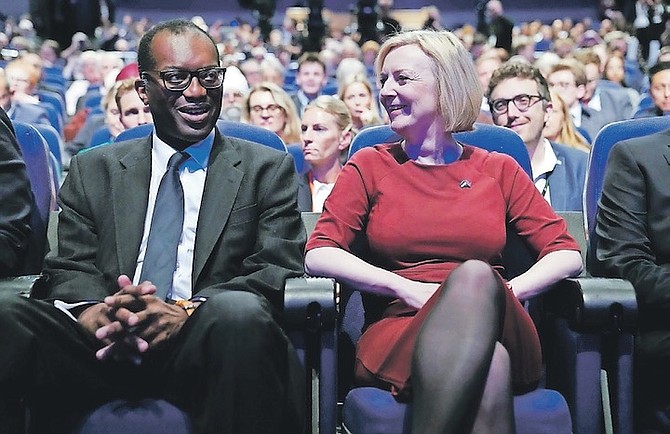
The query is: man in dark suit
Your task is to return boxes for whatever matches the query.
[0,19,305,434]
[488,62,587,212]
[588,129,670,433]
[0,107,33,277]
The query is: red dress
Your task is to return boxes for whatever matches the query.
[305,143,580,396]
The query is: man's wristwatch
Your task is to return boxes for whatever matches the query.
[174,300,197,316]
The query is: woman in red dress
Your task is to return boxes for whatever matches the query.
[304,30,583,434]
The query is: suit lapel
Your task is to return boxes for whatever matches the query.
[113,138,152,276]
[193,132,243,286]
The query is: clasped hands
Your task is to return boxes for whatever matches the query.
[78,275,189,364]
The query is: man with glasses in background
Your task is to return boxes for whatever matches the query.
[488,62,587,211]
[0,19,305,434]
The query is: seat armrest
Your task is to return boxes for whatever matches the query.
[283,276,337,331]
[0,274,48,297]
[543,277,638,333]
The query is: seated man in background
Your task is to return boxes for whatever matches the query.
[634,61,670,118]
[488,61,588,212]
[115,77,152,130]
[0,106,33,277]
[589,128,670,434]
[0,19,305,434]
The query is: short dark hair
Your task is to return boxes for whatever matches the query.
[649,61,670,79]
[487,61,551,102]
[137,19,219,73]
[296,52,325,73]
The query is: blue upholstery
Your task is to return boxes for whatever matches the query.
[75,399,192,434]
[89,126,113,148]
[115,121,287,152]
[34,123,63,173]
[37,90,67,121]
[216,119,287,151]
[585,116,669,237]
[348,123,532,178]
[287,143,308,174]
[114,123,154,142]
[13,122,57,273]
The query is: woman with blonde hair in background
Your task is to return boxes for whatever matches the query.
[337,73,384,131]
[297,95,354,212]
[544,91,590,153]
[242,82,301,144]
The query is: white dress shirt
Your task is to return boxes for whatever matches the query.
[133,130,213,300]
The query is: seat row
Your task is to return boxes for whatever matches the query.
[6,117,664,433]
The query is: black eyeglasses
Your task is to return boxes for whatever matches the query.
[143,67,226,91]
[489,94,545,115]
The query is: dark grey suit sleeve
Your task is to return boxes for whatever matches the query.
[0,108,33,276]
[591,141,670,308]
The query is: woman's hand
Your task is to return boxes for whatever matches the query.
[395,280,440,310]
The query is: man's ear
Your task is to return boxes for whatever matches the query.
[135,77,149,105]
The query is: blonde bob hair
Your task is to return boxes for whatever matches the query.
[375,30,482,133]
[242,82,302,144]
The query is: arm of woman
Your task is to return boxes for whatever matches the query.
[305,246,440,309]
[508,250,583,301]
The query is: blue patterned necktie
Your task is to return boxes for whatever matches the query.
[140,151,190,300]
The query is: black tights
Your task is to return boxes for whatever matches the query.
[411,260,515,434]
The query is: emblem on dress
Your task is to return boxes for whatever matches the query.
[459,179,472,188]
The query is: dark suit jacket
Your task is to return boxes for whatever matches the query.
[580,87,633,140]
[546,142,588,212]
[589,130,670,317]
[43,129,306,311]
[0,108,33,276]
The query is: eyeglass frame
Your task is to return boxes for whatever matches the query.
[489,94,546,115]
[142,66,227,92]
[249,104,285,115]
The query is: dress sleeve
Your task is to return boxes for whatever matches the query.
[305,148,378,252]
[498,154,580,258]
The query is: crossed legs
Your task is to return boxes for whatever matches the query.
[411,260,515,434]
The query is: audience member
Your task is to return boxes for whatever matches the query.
[115,77,152,129]
[291,52,328,116]
[588,127,670,433]
[297,95,354,212]
[239,57,263,87]
[0,67,51,127]
[0,19,305,434]
[260,55,286,87]
[543,91,591,152]
[305,29,582,434]
[0,107,33,277]
[220,65,249,122]
[475,49,504,115]
[547,59,609,140]
[572,48,635,119]
[477,0,514,55]
[337,73,383,131]
[65,50,103,116]
[634,61,670,117]
[489,62,588,211]
[243,82,301,144]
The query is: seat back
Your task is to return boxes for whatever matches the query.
[13,122,57,273]
[88,125,113,148]
[348,123,532,177]
[585,117,669,239]
[33,123,63,173]
[114,122,288,153]
[114,123,154,142]
[216,120,287,151]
